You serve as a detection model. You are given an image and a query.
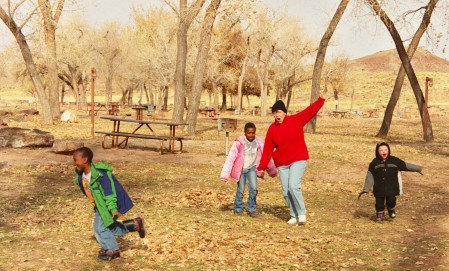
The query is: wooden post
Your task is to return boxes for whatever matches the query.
[423,77,432,142]
[91,68,97,139]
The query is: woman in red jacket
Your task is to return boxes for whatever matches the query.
[257,97,325,225]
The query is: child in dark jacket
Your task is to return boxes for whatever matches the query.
[73,147,145,260]
[360,142,422,222]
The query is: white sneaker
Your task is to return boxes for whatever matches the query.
[297,215,307,225]
[287,217,298,224]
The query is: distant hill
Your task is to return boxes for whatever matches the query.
[349,48,449,73]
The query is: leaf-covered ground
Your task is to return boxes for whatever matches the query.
[1,109,449,270]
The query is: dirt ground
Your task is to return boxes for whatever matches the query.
[0,108,449,270]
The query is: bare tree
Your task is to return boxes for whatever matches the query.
[324,54,350,108]
[367,0,434,142]
[38,0,65,119]
[93,23,122,105]
[131,7,178,112]
[255,45,275,117]
[57,17,92,109]
[0,3,53,123]
[236,36,250,112]
[186,0,221,134]
[306,0,350,133]
[376,0,438,138]
[168,0,206,122]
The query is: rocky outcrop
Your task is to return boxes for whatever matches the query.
[52,140,84,155]
[0,127,54,148]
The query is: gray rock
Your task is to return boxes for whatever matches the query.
[52,140,84,155]
[0,127,54,148]
[60,110,77,122]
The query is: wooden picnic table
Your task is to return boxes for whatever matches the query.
[200,108,218,117]
[131,106,147,120]
[87,103,108,115]
[96,115,188,154]
[108,103,120,115]
[364,109,379,118]
[329,110,349,119]
[87,103,120,115]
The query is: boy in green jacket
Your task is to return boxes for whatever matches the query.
[73,147,145,260]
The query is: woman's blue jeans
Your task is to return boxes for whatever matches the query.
[234,166,258,213]
[277,160,307,218]
[94,210,128,252]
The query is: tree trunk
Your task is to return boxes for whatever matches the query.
[256,46,275,117]
[156,85,164,112]
[127,87,134,106]
[120,88,129,104]
[237,37,250,112]
[306,0,349,133]
[171,0,206,123]
[221,92,227,111]
[213,82,219,110]
[79,82,86,108]
[44,30,60,118]
[0,7,53,123]
[60,84,65,103]
[236,55,247,112]
[187,0,221,134]
[38,0,64,120]
[280,73,295,101]
[368,0,434,142]
[286,84,293,110]
[163,86,169,111]
[105,74,113,104]
[376,0,438,138]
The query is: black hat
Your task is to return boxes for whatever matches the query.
[272,100,287,113]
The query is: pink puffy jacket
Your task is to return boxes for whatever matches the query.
[220,135,277,182]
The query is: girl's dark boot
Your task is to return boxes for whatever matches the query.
[387,208,396,219]
[123,217,146,238]
[375,211,384,223]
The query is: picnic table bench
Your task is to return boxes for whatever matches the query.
[96,116,188,154]
[200,108,219,117]
[329,110,350,119]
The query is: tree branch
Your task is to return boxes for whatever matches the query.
[163,0,179,17]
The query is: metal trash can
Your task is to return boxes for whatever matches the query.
[217,118,237,155]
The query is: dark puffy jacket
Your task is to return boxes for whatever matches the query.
[362,143,422,197]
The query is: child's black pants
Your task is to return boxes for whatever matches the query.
[375,196,396,212]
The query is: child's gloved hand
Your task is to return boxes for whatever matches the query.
[112,211,122,220]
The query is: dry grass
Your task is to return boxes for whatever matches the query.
[0,103,449,270]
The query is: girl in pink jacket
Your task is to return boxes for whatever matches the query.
[220,122,277,217]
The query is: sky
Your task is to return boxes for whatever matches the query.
[1,0,448,60]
